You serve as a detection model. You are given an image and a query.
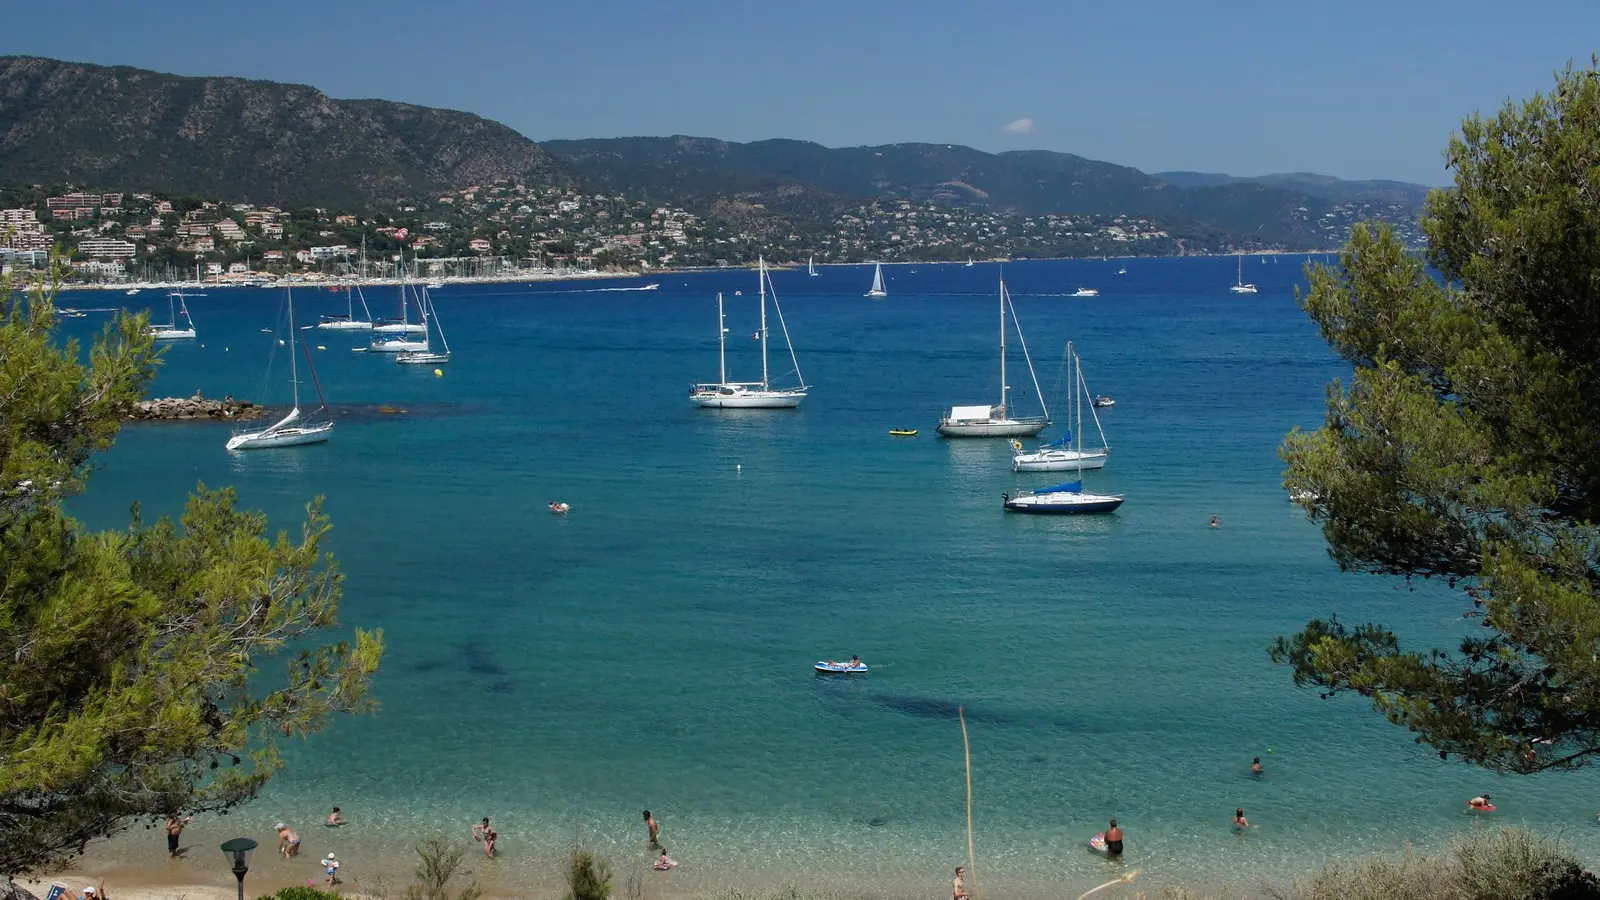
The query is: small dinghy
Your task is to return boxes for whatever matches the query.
[815,660,868,674]
[889,429,918,437]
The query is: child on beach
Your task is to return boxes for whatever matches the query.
[326,807,346,827]
[319,854,340,886]
[652,848,678,871]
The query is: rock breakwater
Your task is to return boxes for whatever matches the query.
[127,397,268,421]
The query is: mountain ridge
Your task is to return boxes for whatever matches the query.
[0,55,562,210]
[542,135,1426,246]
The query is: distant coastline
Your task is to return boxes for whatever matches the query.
[49,250,1342,293]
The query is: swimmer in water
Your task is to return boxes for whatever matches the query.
[1233,808,1250,830]
[652,847,678,871]
[1210,514,1220,528]
[326,807,346,827]
[1468,794,1494,812]
[1251,757,1263,775]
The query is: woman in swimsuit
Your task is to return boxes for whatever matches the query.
[1233,808,1250,831]
[1104,820,1123,856]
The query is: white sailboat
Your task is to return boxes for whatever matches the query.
[147,289,199,339]
[319,285,374,330]
[396,286,451,365]
[1229,253,1258,294]
[374,262,427,334]
[689,257,809,409]
[226,288,334,450]
[1012,342,1110,471]
[808,255,820,277]
[370,274,429,352]
[865,263,887,298]
[965,257,974,267]
[937,278,1050,437]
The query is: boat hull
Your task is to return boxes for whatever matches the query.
[226,422,333,450]
[370,339,429,352]
[373,323,426,334]
[149,328,196,340]
[396,352,449,364]
[691,391,806,409]
[318,320,373,331]
[1004,492,1124,514]
[937,418,1048,438]
[815,663,868,674]
[865,290,887,298]
[1012,449,1109,472]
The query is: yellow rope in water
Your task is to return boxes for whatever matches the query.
[960,707,980,900]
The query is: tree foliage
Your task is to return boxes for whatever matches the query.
[1274,59,1600,773]
[0,261,384,875]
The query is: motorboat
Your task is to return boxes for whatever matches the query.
[1093,396,1115,408]
[889,429,918,437]
[1071,287,1100,297]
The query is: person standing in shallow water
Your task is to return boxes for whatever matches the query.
[1104,819,1123,856]
[1251,756,1264,776]
[472,817,497,857]
[643,810,660,848]
[952,866,970,900]
[164,814,191,857]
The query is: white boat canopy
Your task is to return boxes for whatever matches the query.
[948,405,997,421]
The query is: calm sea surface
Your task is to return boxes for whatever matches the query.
[55,257,1600,896]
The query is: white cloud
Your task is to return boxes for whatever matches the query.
[1003,117,1036,135]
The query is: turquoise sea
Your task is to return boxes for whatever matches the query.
[56,257,1600,896]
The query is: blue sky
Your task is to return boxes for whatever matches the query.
[3,0,1595,185]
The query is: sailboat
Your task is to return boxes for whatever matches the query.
[396,286,451,364]
[147,289,199,339]
[937,278,1050,437]
[808,255,820,277]
[226,288,334,450]
[319,285,374,330]
[374,261,427,334]
[689,257,809,408]
[1003,343,1124,514]
[865,263,887,298]
[1012,342,1110,471]
[965,257,974,267]
[370,272,429,352]
[1229,253,1258,294]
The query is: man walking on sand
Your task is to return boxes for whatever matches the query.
[165,814,192,857]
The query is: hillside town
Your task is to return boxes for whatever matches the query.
[0,180,1413,285]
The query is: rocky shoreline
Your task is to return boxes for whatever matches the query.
[126,397,269,421]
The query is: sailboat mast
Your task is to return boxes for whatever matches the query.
[717,292,727,385]
[758,256,770,389]
[999,279,1008,412]
[287,288,301,411]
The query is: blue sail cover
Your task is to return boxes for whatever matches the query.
[1043,431,1073,449]
[1040,481,1083,494]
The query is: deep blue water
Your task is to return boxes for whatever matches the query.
[56,256,1600,895]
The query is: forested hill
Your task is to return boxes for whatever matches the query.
[542,136,1429,246]
[0,56,562,210]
